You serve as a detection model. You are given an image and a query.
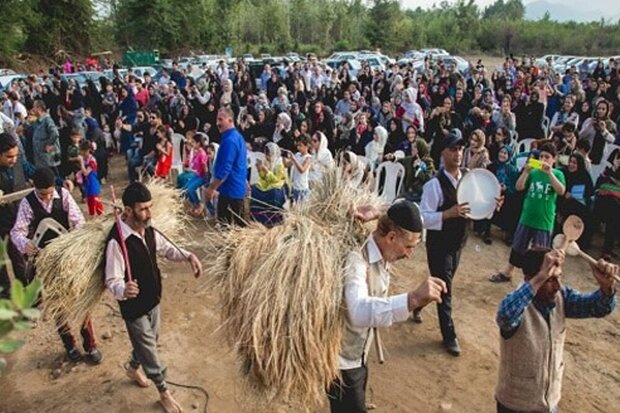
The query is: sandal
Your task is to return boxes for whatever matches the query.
[489,272,511,283]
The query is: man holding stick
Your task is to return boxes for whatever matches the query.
[104,182,202,413]
[495,249,617,413]
[327,199,447,413]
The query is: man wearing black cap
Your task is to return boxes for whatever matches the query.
[104,182,202,413]
[420,131,470,356]
[327,199,447,413]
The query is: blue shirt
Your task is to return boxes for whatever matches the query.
[496,282,616,339]
[213,127,247,199]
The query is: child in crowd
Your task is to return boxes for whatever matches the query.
[78,140,104,216]
[154,125,173,179]
[284,134,312,203]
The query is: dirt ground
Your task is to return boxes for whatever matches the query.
[1,155,619,413]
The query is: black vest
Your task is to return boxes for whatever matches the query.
[0,163,28,237]
[426,169,468,252]
[105,225,162,321]
[25,187,70,248]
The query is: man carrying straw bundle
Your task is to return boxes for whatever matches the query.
[104,181,202,413]
[328,199,447,413]
[495,249,617,413]
[10,167,102,364]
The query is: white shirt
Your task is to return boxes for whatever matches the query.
[104,220,190,301]
[12,101,27,125]
[340,236,410,369]
[10,187,85,254]
[420,169,462,231]
[0,111,15,134]
[291,153,311,190]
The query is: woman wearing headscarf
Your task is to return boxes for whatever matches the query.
[400,87,425,133]
[558,152,595,248]
[579,99,617,164]
[308,131,334,184]
[250,142,288,226]
[593,149,620,259]
[340,150,366,188]
[398,134,435,203]
[383,117,406,159]
[463,129,490,169]
[273,112,295,152]
[218,78,240,118]
[84,80,103,122]
[365,125,388,170]
[486,145,520,244]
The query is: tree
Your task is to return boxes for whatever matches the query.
[483,0,525,21]
[24,0,94,56]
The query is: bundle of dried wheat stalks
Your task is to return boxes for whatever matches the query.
[203,167,382,408]
[37,179,187,327]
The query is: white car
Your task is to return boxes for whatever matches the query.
[0,74,26,91]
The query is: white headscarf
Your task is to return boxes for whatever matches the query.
[365,125,388,167]
[272,112,292,144]
[309,132,334,183]
[342,151,365,187]
[264,142,283,172]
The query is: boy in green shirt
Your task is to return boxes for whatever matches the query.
[490,143,566,282]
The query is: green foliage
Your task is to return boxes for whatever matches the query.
[0,0,620,60]
[0,239,42,375]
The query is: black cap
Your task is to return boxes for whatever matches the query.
[439,129,465,153]
[122,182,152,207]
[387,199,424,233]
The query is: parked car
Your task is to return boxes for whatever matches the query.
[0,74,26,92]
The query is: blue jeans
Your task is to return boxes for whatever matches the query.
[184,175,207,207]
[127,148,143,182]
[291,188,310,203]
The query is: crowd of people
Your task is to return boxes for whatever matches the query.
[1,54,618,257]
[1,52,620,413]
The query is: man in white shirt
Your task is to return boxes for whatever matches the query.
[420,132,470,356]
[104,182,202,413]
[327,200,447,413]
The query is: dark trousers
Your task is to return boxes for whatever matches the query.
[327,366,368,413]
[56,315,97,352]
[426,245,462,343]
[0,239,28,299]
[217,194,246,226]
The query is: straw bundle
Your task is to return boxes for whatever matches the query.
[203,167,382,408]
[37,179,187,327]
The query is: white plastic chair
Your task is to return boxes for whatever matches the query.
[248,151,266,185]
[589,161,610,184]
[171,133,185,172]
[542,116,550,138]
[373,161,405,203]
[517,138,534,154]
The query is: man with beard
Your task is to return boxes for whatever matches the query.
[327,199,447,413]
[104,182,203,413]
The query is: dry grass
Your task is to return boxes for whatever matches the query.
[37,179,187,327]
[201,167,383,408]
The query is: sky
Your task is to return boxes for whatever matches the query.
[400,0,620,21]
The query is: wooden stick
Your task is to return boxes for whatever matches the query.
[110,186,133,283]
[374,328,385,364]
[573,245,620,283]
[151,227,191,261]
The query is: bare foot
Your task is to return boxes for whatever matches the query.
[159,390,183,413]
[124,363,149,387]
